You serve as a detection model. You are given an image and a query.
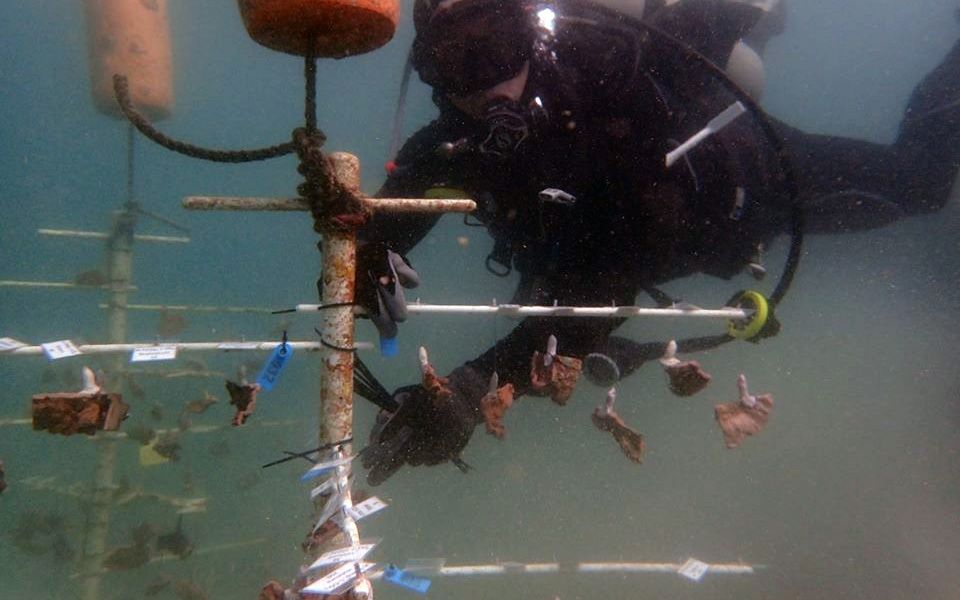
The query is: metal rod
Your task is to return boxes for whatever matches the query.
[293,303,750,320]
[316,152,363,560]
[0,280,136,291]
[37,228,190,244]
[0,340,374,357]
[182,195,477,214]
[97,302,274,314]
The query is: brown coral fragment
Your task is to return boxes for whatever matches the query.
[591,388,645,463]
[259,581,286,600]
[659,340,711,397]
[32,393,128,436]
[529,335,583,405]
[480,373,515,439]
[32,366,128,435]
[714,374,774,449]
[225,380,260,426]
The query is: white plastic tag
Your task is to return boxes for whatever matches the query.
[346,496,388,521]
[678,558,709,582]
[0,337,26,352]
[314,489,347,530]
[41,340,81,360]
[301,454,356,482]
[308,543,377,571]
[301,561,376,596]
[130,345,178,362]
[309,477,335,501]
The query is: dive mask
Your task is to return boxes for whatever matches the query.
[413,0,534,95]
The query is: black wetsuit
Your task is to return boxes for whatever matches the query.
[362,0,960,393]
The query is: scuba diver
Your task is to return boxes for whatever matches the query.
[354,0,960,484]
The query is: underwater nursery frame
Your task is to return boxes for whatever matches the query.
[0,0,792,597]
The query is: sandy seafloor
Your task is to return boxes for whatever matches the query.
[1,1,959,599]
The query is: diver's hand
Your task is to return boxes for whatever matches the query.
[355,242,419,354]
[362,365,486,485]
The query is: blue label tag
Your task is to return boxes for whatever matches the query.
[256,342,292,391]
[383,565,431,595]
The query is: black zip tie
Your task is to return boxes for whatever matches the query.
[261,437,354,469]
[314,328,358,353]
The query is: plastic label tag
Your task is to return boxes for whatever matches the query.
[301,561,376,596]
[309,543,377,571]
[314,489,347,530]
[41,340,81,360]
[678,558,709,582]
[0,337,26,352]
[310,477,335,500]
[130,345,178,362]
[256,342,292,391]
[301,454,355,482]
[383,564,432,595]
[346,496,388,521]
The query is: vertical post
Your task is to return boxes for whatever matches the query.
[313,153,367,589]
[318,152,357,452]
[79,208,135,600]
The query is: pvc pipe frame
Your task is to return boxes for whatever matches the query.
[368,560,756,578]
[0,340,374,357]
[295,303,751,320]
[37,228,190,244]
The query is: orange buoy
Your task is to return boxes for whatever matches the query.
[84,0,174,121]
[237,0,400,58]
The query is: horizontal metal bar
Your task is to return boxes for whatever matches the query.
[182,196,477,214]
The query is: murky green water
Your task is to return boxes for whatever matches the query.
[2,1,959,599]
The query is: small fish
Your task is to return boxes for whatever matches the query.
[153,432,182,462]
[182,391,217,415]
[157,310,188,338]
[156,515,193,559]
[74,269,108,287]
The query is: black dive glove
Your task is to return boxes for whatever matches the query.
[355,242,420,356]
[361,365,487,486]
